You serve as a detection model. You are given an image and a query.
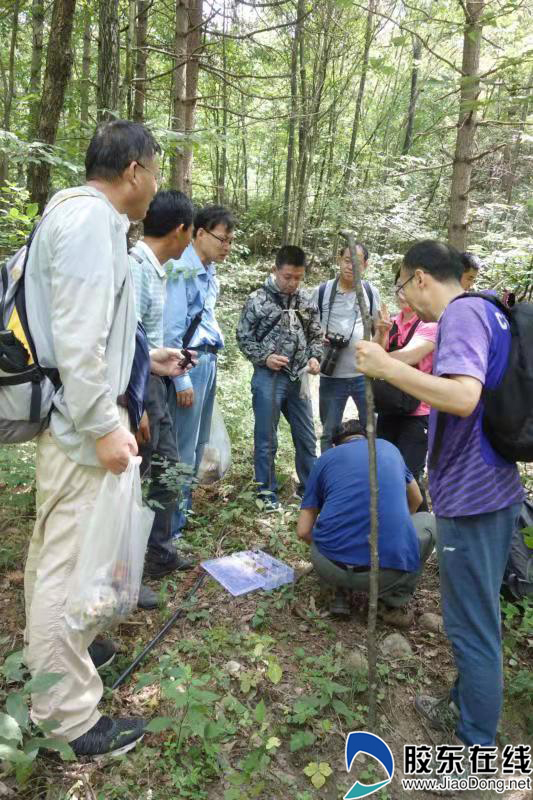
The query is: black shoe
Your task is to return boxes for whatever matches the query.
[137,583,159,609]
[88,639,117,671]
[144,553,194,579]
[330,589,351,618]
[69,715,146,759]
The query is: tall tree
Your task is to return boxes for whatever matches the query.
[281,8,300,242]
[340,0,375,199]
[97,0,120,121]
[448,1,485,250]
[132,0,149,122]
[183,0,203,196]
[28,0,45,142]
[80,7,92,128]
[170,0,189,190]
[402,36,422,155]
[0,0,20,186]
[27,0,77,210]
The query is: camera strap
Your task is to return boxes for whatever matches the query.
[324,278,357,341]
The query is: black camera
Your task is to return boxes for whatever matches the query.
[320,332,350,376]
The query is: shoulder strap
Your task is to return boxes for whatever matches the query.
[402,317,421,347]
[318,282,326,317]
[363,280,374,317]
[129,250,143,264]
[450,291,511,320]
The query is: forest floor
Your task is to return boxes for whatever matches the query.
[0,262,531,800]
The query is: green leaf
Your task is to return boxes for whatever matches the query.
[6,693,29,730]
[1,651,25,682]
[318,762,332,776]
[303,762,318,777]
[289,730,316,752]
[0,713,22,743]
[0,740,28,764]
[146,717,175,733]
[23,672,64,695]
[265,736,280,751]
[267,660,282,685]
[254,699,266,723]
[311,772,326,788]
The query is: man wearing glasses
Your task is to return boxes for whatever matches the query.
[164,205,235,538]
[355,240,524,751]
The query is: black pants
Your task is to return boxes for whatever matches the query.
[377,413,429,511]
[139,375,181,565]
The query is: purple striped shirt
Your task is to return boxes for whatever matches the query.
[428,297,524,517]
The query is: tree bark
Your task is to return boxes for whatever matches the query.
[28,0,44,142]
[133,0,149,122]
[448,1,485,251]
[80,7,92,127]
[402,36,422,155]
[27,0,77,211]
[0,0,20,187]
[183,0,203,196]
[170,0,189,190]
[97,0,120,122]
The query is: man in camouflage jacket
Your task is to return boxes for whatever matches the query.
[236,245,323,509]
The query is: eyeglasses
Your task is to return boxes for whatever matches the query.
[206,229,234,247]
[395,274,415,296]
[136,161,160,184]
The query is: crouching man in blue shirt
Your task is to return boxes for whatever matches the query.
[297,419,436,625]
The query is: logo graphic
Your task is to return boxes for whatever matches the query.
[344,731,395,799]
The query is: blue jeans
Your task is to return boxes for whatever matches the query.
[436,503,521,746]
[251,367,317,502]
[319,375,367,452]
[167,353,217,536]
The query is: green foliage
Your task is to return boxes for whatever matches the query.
[0,652,74,783]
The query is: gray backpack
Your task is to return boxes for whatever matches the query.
[0,195,89,443]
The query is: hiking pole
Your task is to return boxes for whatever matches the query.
[339,230,379,730]
[112,572,207,689]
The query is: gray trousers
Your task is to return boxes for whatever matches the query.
[310,511,436,608]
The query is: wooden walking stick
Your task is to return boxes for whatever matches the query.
[339,230,380,730]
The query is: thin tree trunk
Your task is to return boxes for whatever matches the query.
[170,0,188,190]
[402,37,422,155]
[133,0,149,122]
[218,0,228,204]
[340,230,379,731]
[0,0,20,187]
[124,0,136,117]
[242,114,248,211]
[27,0,77,211]
[448,1,485,250]
[28,0,44,142]
[340,0,375,197]
[80,7,92,127]
[97,0,120,121]
[291,0,308,242]
[281,11,299,242]
[183,0,203,196]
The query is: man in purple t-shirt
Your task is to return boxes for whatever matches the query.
[355,240,524,749]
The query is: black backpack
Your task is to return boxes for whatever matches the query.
[431,293,533,466]
[503,499,533,599]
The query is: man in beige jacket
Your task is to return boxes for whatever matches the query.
[24,120,161,758]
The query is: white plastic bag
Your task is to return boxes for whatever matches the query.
[64,457,154,634]
[197,400,232,486]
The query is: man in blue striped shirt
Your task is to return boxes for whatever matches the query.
[130,190,195,607]
[164,205,235,537]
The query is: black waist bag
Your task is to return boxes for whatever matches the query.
[373,319,421,415]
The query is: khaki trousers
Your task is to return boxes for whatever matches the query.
[24,416,127,741]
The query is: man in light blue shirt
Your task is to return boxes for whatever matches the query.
[164,205,234,535]
[129,190,196,608]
